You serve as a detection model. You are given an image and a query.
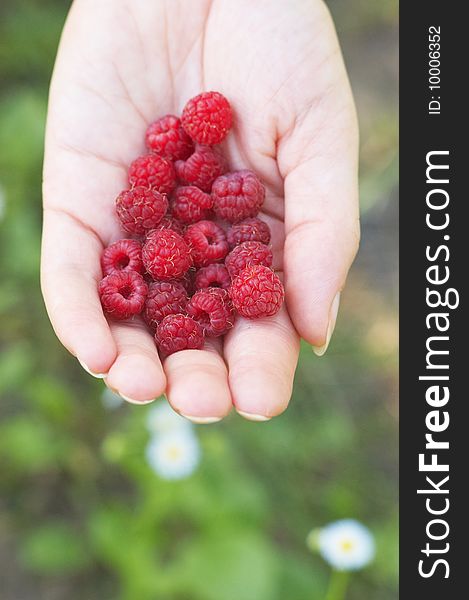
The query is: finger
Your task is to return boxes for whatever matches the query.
[279,85,360,350]
[163,339,232,423]
[41,209,117,376]
[224,306,300,421]
[105,318,166,404]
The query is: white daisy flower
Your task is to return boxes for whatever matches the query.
[317,519,375,571]
[146,400,192,435]
[146,430,200,480]
[101,388,124,410]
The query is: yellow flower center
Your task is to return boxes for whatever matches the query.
[340,539,355,553]
[166,446,183,461]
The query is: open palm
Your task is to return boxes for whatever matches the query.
[42,0,359,422]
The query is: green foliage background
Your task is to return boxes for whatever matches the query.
[0,1,398,598]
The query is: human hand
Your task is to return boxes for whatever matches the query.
[41,0,359,422]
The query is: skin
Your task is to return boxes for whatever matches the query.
[41,0,359,421]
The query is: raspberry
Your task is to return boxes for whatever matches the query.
[181,91,232,145]
[143,281,188,330]
[184,220,229,267]
[227,217,271,249]
[229,265,284,319]
[155,215,186,236]
[194,264,231,291]
[171,186,213,224]
[175,146,227,192]
[145,271,194,295]
[128,154,176,194]
[212,170,265,223]
[101,239,143,276]
[156,314,205,355]
[99,271,148,320]
[142,228,192,280]
[187,287,235,337]
[176,268,196,296]
[116,187,168,235]
[145,115,194,161]
[225,241,273,278]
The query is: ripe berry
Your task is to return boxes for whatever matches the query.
[154,215,186,236]
[145,115,194,161]
[181,91,232,145]
[116,187,168,235]
[99,271,148,320]
[172,268,196,296]
[143,281,188,330]
[156,314,205,355]
[128,154,176,194]
[187,288,235,337]
[142,228,192,280]
[212,170,265,223]
[101,239,143,276]
[175,146,227,192]
[171,186,213,224]
[225,241,273,278]
[184,220,229,267]
[227,217,271,249]
[194,264,231,291]
[229,265,284,319]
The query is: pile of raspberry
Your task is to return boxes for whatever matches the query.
[98,91,284,355]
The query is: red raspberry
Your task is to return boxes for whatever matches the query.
[143,281,188,330]
[181,91,232,145]
[142,228,192,280]
[194,264,231,291]
[116,187,168,235]
[230,265,284,319]
[154,215,186,236]
[101,239,143,276]
[99,271,148,320]
[225,241,273,278]
[145,115,194,161]
[175,146,227,192]
[184,220,229,267]
[227,217,271,249]
[149,271,195,295]
[171,186,213,224]
[156,314,205,355]
[212,170,265,223]
[174,270,195,296]
[187,287,235,337]
[128,154,176,194]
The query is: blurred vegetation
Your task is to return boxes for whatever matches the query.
[0,1,398,599]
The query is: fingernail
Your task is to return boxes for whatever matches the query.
[312,292,341,357]
[237,410,271,422]
[78,358,107,379]
[119,394,155,405]
[180,414,222,424]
